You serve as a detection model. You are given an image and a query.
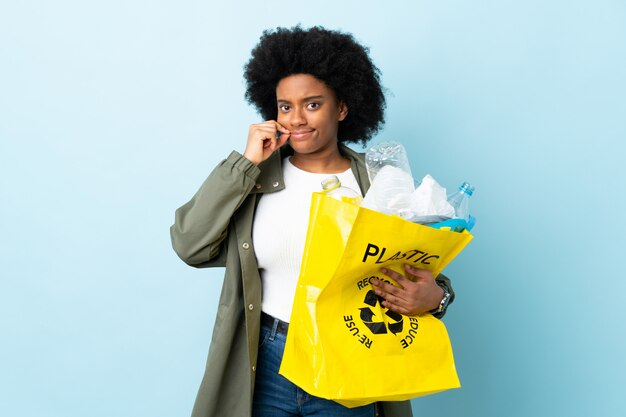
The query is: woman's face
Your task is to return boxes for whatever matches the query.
[275,74,348,156]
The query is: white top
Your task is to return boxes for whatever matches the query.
[252,157,361,323]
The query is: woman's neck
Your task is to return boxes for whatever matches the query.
[289,146,351,174]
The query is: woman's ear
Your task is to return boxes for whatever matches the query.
[338,101,349,121]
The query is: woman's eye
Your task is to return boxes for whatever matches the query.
[307,103,320,110]
[279,105,290,112]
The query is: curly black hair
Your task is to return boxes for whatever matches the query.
[243,26,386,146]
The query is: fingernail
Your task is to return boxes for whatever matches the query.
[380,268,387,273]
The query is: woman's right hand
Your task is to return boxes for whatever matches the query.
[243,121,290,166]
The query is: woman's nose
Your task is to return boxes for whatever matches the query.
[289,108,306,126]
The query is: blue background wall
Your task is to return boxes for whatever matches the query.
[1,1,624,416]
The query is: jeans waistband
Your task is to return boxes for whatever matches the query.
[261,311,289,336]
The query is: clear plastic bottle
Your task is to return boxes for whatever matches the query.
[365,141,413,183]
[447,182,475,221]
[321,175,363,206]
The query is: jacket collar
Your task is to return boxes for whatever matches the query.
[250,143,370,195]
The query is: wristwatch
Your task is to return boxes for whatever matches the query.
[430,288,451,315]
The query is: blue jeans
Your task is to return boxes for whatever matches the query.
[252,319,375,417]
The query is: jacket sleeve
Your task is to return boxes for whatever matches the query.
[433,272,455,319]
[170,151,260,268]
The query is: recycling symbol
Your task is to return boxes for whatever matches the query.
[359,290,404,335]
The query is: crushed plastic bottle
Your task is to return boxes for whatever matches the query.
[363,141,415,217]
[364,141,413,183]
[321,175,363,206]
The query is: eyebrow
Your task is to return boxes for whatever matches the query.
[277,95,325,103]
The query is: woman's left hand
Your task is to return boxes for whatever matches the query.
[371,264,444,316]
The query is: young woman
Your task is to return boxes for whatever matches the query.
[170,26,455,417]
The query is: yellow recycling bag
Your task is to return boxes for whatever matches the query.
[279,192,474,407]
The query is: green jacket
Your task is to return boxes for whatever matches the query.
[170,144,454,417]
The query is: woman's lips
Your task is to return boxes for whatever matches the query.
[289,130,314,139]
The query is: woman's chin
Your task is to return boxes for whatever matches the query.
[288,137,338,156]
[287,139,316,154]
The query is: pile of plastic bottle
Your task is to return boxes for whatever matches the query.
[321,141,476,233]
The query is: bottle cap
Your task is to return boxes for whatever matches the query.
[459,182,475,196]
[321,175,341,192]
